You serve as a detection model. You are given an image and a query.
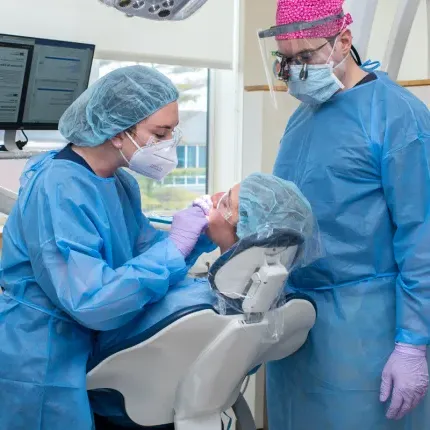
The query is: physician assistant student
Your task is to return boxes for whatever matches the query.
[0,65,214,430]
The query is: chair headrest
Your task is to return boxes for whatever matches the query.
[208,228,304,313]
[209,228,304,286]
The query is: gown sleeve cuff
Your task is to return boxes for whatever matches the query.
[395,328,430,346]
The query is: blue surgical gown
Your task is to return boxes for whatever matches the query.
[267,71,430,429]
[0,151,214,430]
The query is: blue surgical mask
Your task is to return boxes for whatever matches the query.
[287,35,348,106]
[288,60,346,105]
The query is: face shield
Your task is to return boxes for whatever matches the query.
[258,12,348,108]
[100,0,208,20]
[216,191,235,225]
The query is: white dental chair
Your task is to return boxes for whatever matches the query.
[86,228,317,430]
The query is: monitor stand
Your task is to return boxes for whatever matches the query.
[3,130,25,151]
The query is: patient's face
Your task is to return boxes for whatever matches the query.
[207,191,239,253]
[206,184,240,253]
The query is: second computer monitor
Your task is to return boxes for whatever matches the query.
[0,33,95,130]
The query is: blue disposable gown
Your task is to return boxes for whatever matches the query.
[267,72,430,429]
[0,151,214,430]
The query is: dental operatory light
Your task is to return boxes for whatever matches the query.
[99,0,208,20]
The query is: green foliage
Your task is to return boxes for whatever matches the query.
[179,93,200,104]
[168,168,206,177]
[135,174,203,214]
[142,186,199,213]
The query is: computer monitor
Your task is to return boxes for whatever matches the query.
[0,33,95,131]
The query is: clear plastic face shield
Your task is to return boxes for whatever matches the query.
[258,13,348,108]
[100,0,208,20]
[216,191,234,225]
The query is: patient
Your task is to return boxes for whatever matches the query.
[89,172,314,429]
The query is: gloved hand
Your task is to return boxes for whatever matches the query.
[192,194,213,216]
[380,343,429,420]
[169,206,209,257]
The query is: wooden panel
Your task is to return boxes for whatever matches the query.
[245,85,288,92]
[397,79,430,87]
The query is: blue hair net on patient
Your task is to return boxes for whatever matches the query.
[59,65,179,146]
[237,172,314,240]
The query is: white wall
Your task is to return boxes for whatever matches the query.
[0,160,25,194]
[408,85,430,105]
[239,0,300,177]
[346,0,428,81]
[0,0,234,69]
[209,69,240,193]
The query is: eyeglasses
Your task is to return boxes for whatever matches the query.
[272,40,332,82]
[138,127,183,148]
[216,190,234,224]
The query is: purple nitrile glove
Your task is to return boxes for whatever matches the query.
[192,194,213,216]
[380,343,429,420]
[169,206,209,257]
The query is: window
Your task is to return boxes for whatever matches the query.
[198,146,207,169]
[93,61,210,217]
[177,146,186,169]
[187,146,197,168]
[1,60,210,218]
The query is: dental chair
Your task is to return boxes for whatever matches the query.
[86,228,317,430]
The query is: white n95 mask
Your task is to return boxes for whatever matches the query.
[122,129,182,181]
